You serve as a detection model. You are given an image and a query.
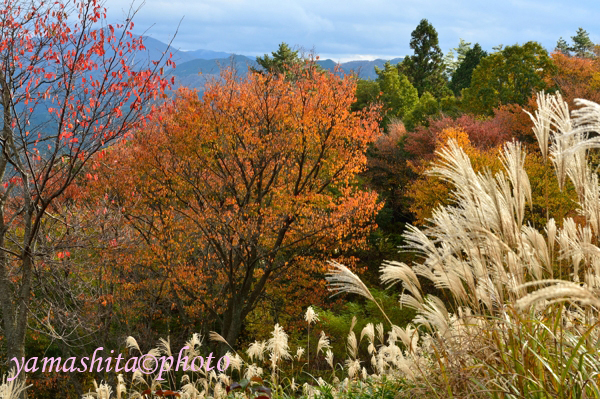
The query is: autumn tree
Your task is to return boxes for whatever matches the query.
[492,102,536,145]
[403,113,512,165]
[547,51,600,106]
[555,29,595,58]
[556,37,571,55]
[352,78,380,112]
[255,42,300,72]
[402,91,440,131]
[443,38,471,78]
[98,65,382,350]
[407,127,577,226]
[252,42,319,81]
[406,127,499,224]
[0,0,170,381]
[362,120,415,234]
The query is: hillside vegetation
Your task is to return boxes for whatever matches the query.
[1,2,600,398]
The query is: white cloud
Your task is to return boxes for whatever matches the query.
[103,0,600,58]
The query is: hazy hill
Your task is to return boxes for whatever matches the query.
[124,34,229,65]
[184,49,232,59]
[167,54,404,91]
[173,54,257,76]
[137,35,197,65]
[128,34,406,90]
[35,32,404,93]
[340,58,404,78]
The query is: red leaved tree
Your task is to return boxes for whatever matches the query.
[403,114,512,164]
[0,0,171,376]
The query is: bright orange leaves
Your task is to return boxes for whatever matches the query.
[548,52,600,106]
[96,65,383,344]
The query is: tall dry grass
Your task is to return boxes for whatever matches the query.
[342,91,600,397]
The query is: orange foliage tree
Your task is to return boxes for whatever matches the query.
[545,53,600,170]
[547,52,600,106]
[96,65,382,348]
[0,0,170,372]
[407,127,500,224]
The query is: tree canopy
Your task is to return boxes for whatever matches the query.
[450,43,487,95]
[254,42,304,76]
[444,38,472,78]
[95,66,383,349]
[0,0,171,386]
[571,28,595,58]
[463,41,553,114]
[374,62,419,124]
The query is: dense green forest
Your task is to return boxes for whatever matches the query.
[1,0,600,398]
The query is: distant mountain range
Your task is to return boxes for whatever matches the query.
[138,35,403,91]
[14,33,404,145]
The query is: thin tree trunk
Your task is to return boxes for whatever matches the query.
[220,297,244,357]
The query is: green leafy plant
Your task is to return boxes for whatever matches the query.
[226,377,271,399]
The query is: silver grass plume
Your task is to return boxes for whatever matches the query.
[267,323,292,368]
[326,261,375,301]
[304,306,319,324]
[376,323,385,345]
[126,336,141,353]
[209,331,234,351]
[326,261,392,325]
[158,337,172,357]
[347,330,358,359]
[0,370,31,399]
[380,261,423,303]
[325,349,334,369]
[295,347,305,361]
[244,364,263,380]
[116,374,126,399]
[317,331,331,354]
[517,280,600,310]
[345,358,361,379]
[247,340,267,362]
[525,91,571,162]
[349,315,357,332]
[360,323,375,344]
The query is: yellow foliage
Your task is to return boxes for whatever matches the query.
[408,129,578,227]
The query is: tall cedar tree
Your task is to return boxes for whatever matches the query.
[443,38,472,78]
[571,28,595,58]
[450,43,488,95]
[0,0,171,385]
[556,37,571,55]
[96,65,382,351]
[400,19,447,98]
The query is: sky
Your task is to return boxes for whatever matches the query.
[104,0,600,62]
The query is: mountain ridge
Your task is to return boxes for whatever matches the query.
[133,34,404,90]
[168,53,404,91]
